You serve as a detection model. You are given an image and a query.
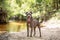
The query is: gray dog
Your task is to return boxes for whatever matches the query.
[26,11,43,37]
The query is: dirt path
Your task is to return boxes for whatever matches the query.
[8,27,60,40]
[8,18,60,40]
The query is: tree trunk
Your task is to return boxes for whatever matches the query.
[56,0,58,10]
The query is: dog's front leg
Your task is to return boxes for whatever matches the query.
[27,24,29,37]
[30,24,33,37]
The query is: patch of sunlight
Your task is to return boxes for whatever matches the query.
[27,0,36,4]
[19,10,25,16]
[21,3,27,9]
[44,17,60,28]
[8,21,26,33]
[9,0,20,15]
[10,0,15,7]
[43,10,46,14]
[32,11,40,17]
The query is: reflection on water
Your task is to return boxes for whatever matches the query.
[0,21,45,33]
[0,25,7,31]
[0,21,26,32]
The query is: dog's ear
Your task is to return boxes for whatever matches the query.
[25,12,28,14]
[30,11,32,14]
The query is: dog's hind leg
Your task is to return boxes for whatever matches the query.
[30,26,33,37]
[38,25,41,37]
[33,27,36,36]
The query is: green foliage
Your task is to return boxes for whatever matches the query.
[36,0,42,3]
[0,0,60,21]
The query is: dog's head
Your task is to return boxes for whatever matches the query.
[25,11,32,18]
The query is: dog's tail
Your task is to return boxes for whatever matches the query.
[40,18,44,23]
[37,16,44,23]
